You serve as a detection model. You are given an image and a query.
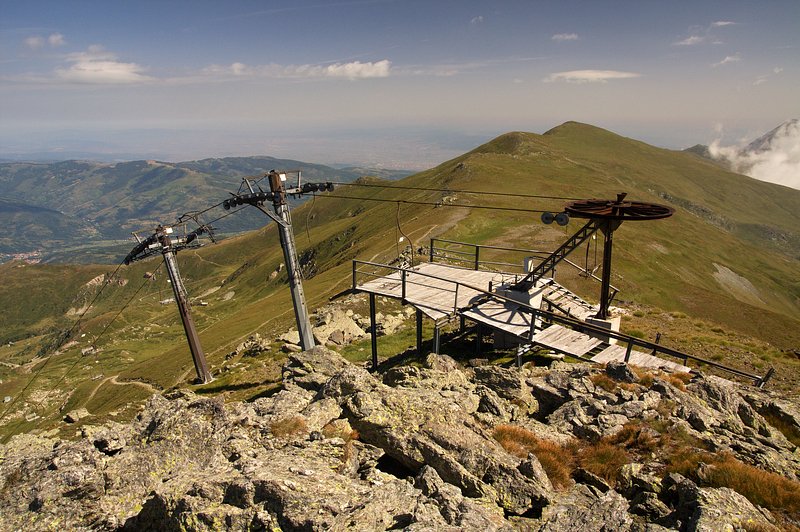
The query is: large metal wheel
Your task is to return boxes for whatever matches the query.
[565,193,674,221]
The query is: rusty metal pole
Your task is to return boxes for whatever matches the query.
[162,242,212,384]
[596,220,614,320]
[268,172,315,351]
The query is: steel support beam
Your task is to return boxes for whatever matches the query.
[268,173,315,351]
[163,249,212,384]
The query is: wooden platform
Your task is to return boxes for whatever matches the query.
[357,261,694,375]
[358,263,507,321]
[461,300,534,339]
[591,344,691,373]
[531,324,603,357]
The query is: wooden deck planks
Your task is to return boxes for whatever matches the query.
[531,324,602,357]
[461,301,534,339]
[591,345,691,373]
[358,263,505,320]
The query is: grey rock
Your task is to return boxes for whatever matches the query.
[424,353,461,372]
[605,361,637,383]
[64,408,90,424]
[539,484,634,531]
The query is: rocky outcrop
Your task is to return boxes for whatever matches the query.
[1,348,797,530]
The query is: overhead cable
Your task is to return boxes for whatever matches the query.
[329,181,583,201]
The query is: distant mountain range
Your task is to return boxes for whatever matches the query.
[0,156,411,262]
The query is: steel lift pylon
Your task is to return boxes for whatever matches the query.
[124,224,214,384]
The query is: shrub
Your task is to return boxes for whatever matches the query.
[269,416,308,438]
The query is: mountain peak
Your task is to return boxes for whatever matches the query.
[744,118,799,154]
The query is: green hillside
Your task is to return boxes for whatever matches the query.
[1,122,798,441]
[0,157,407,262]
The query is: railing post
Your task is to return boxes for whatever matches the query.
[352,261,357,290]
[401,269,407,303]
[429,238,435,263]
[369,293,378,371]
[474,245,480,270]
[453,284,460,314]
[416,309,423,355]
[624,341,633,363]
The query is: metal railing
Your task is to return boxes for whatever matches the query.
[352,259,772,387]
[429,238,619,297]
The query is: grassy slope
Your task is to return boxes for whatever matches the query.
[1,122,798,440]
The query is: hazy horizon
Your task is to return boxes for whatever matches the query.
[2,1,798,174]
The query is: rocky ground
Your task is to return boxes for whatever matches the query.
[1,347,799,531]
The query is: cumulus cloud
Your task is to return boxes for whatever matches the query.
[708,120,800,190]
[711,21,736,27]
[712,53,740,67]
[470,16,484,25]
[48,33,66,46]
[544,69,640,83]
[55,45,153,84]
[552,33,579,42]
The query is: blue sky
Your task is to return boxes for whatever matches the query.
[1,0,798,168]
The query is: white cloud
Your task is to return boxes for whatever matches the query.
[317,60,391,79]
[552,33,579,42]
[48,33,66,47]
[544,69,640,83]
[55,45,153,84]
[201,59,391,81]
[709,120,800,189]
[24,36,45,50]
[470,16,484,25]
[712,53,740,67]
[674,21,737,46]
[753,66,784,86]
[673,35,704,46]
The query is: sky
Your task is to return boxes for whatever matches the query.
[1,0,798,172]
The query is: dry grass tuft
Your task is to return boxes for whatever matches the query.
[666,372,692,391]
[493,424,574,489]
[590,373,620,393]
[666,449,800,523]
[493,424,634,490]
[339,429,360,472]
[577,441,630,486]
[269,416,308,438]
